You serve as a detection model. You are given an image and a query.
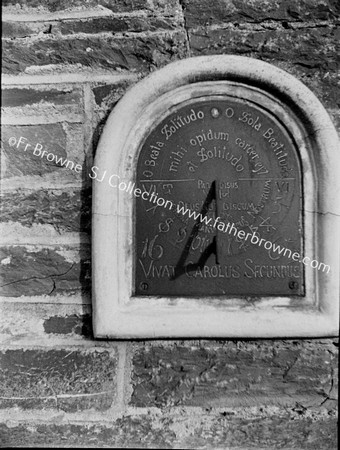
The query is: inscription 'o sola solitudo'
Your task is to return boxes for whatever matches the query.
[161,109,204,140]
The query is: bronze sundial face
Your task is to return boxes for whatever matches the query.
[135,96,304,297]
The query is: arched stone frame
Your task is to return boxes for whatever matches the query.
[92,55,339,338]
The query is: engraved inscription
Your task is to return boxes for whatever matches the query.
[135,97,304,296]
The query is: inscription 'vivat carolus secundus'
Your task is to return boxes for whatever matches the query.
[135,97,304,297]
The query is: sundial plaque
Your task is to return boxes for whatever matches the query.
[93,56,339,338]
[135,97,304,297]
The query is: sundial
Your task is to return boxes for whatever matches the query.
[135,97,304,296]
[92,56,339,338]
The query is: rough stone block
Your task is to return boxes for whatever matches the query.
[0,245,90,297]
[0,189,91,233]
[329,110,340,135]
[0,302,92,339]
[272,63,340,110]
[59,15,181,34]
[1,124,67,178]
[2,21,50,39]
[0,410,337,448]
[183,0,340,28]
[1,87,82,109]
[0,348,116,411]
[3,14,183,39]
[131,340,338,408]
[189,27,339,72]
[43,314,93,338]
[92,82,131,110]
[2,0,151,14]
[2,32,188,74]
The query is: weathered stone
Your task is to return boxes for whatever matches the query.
[2,0,151,13]
[0,245,91,297]
[329,110,340,135]
[1,124,68,178]
[3,15,182,39]
[189,27,339,72]
[272,63,340,110]
[0,410,337,448]
[1,87,82,108]
[176,413,338,449]
[0,189,91,233]
[43,314,93,338]
[59,16,138,34]
[2,32,188,74]
[92,82,131,109]
[0,302,91,338]
[2,21,51,38]
[0,349,116,411]
[58,15,180,34]
[131,340,337,408]
[183,0,340,28]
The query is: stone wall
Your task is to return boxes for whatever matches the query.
[1,0,338,447]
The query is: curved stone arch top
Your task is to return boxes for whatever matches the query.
[93,55,339,338]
